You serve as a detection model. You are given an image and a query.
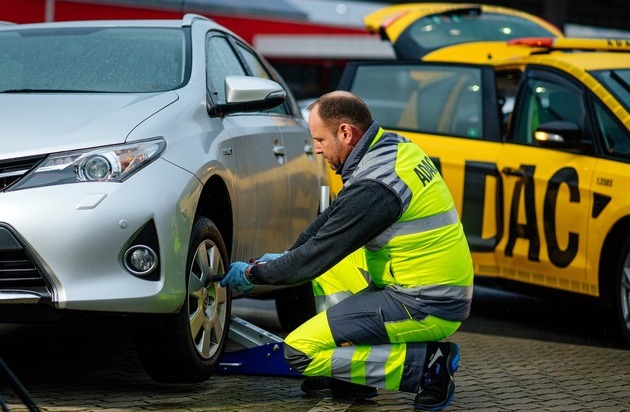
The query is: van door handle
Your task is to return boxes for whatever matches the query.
[304,144,313,155]
[501,167,524,177]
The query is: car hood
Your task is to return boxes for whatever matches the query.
[0,92,178,160]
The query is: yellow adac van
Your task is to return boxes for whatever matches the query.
[335,3,630,345]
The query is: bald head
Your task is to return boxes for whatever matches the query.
[307,91,374,171]
[308,91,373,136]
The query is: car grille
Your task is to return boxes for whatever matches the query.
[0,155,46,191]
[0,226,49,290]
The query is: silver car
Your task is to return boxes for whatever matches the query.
[0,15,326,382]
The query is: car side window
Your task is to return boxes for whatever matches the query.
[206,34,246,104]
[237,43,270,80]
[235,42,287,115]
[594,99,630,160]
[350,64,484,139]
[511,76,586,146]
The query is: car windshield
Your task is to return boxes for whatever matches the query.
[404,11,558,52]
[0,26,187,93]
[591,69,630,113]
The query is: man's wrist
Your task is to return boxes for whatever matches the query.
[245,265,257,284]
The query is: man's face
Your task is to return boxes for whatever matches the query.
[309,108,347,171]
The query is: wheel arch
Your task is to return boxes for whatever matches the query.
[195,175,233,257]
[598,215,630,308]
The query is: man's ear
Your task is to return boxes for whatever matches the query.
[339,123,353,143]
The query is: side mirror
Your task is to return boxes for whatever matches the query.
[534,120,591,151]
[208,76,286,117]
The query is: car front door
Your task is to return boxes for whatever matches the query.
[206,32,290,259]
[496,67,596,292]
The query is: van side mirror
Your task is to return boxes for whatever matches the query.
[534,121,592,151]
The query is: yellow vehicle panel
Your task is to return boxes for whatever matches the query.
[338,1,630,344]
[423,42,535,64]
[495,144,596,295]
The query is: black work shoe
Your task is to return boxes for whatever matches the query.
[301,376,378,400]
[414,342,460,410]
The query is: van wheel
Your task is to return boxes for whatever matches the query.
[615,236,630,346]
[135,217,231,382]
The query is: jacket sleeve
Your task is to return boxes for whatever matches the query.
[250,180,401,285]
[289,204,331,250]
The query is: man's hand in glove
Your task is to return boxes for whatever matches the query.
[220,262,255,293]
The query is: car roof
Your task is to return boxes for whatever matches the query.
[364,3,564,44]
[0,13,219,31]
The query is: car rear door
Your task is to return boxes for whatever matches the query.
[338,61,504,276]
[276,115,323,240]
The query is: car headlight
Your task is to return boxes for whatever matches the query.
[8,138,166,191]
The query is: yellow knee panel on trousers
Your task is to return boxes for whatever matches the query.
[285,310,336,376]
[311,249,369,312]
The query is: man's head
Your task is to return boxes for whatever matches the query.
[308,91,373,171]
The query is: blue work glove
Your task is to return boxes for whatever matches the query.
[255,251,287,263]
[220,262,255,294]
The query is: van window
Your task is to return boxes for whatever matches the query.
[350,64,484,139]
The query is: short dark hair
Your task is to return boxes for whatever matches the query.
[309,91,373,135]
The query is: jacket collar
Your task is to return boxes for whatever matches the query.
[338,121,382,183]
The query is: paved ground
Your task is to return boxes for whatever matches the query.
[1,287,629,412]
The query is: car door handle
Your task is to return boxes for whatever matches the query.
[273,146,286,157]
[304,144,313,155]
[501,167,525,177]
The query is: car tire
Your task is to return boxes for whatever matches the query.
[275,282,316,331]
[134,216,231,382]
[614,236,630,346]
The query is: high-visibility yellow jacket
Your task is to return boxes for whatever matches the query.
[345,127,474,321]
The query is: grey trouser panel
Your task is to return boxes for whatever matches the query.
[326,285,419,346]
[284,285,439,392]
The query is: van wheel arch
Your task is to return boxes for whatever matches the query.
[598,217,630,346]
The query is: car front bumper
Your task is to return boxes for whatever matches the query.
[0,158,201,316]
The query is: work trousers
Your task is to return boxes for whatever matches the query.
[311,248,370,313]
[284,284,461,393]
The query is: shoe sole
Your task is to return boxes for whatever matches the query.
[414,378,455,411]
[301,381,378,401]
